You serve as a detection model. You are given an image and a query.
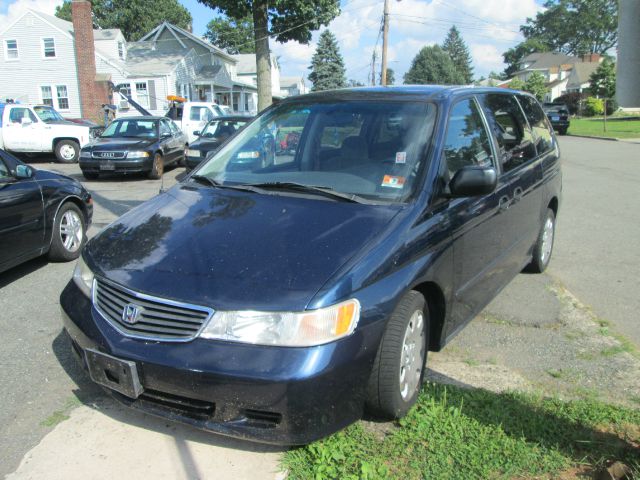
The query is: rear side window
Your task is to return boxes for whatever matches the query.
[479,94,537,173]
[518,95,554,155]
[442,98,494,177]
[8,107,37,124]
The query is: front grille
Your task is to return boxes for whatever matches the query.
[138,390,215,419]
[93,278,213,341]
[92,151,126,159]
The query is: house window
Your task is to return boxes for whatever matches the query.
[118,84,131,109]
[118,41,125,60]
[244,94,249,111]
[232,93,240,112]
[41,86,53,106]
[56,85,69,110]
[5,39,18,60]
[135,82,149,107]
[43,38,56,58]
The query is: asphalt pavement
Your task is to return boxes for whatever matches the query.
[1,137,638,478]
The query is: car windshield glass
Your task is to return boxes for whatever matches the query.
[101,119,158,138]
[194,100,436,203]
[201,119,249,138]
[33,106,64,122]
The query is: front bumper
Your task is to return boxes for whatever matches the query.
[60,280,383,445]
[79,157,153,174]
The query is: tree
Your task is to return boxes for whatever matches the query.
[55,0,192,42]
[379,68,395,86]
[403,45,465,85]
[524,71,548,101]
[589,58,616,99]
[508,78,526,91]
[197,0,340,112]
[204,16,254,54]
[442,26,473,83]
[502,0,617,77]
[308,30,347,92]
[348,79,365,87]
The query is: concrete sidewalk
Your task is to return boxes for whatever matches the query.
[6,402,285,480]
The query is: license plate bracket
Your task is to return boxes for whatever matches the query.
[85,348,144,399]
[100,161,115,171]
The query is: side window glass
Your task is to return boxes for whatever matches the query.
[0,159,10,180]
[9,108,37,124]
[159,121,171,137]
[480,94,537,172]
[443,98,494,177]
[169,121,181,135]
[189,107,204,121]
[518,95,554,155]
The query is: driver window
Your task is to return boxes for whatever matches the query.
[9,108,37,124]
[443,98,494,178]
[159,121,171,137]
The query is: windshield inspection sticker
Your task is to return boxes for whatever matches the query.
[381,175,406,189]
[395,151,407,164]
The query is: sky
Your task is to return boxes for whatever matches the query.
[1,0,544,83]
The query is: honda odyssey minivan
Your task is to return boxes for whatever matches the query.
[60,86,561,444]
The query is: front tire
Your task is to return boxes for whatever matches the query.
[54,140,80,163]
[148,153,164,179]
[48,203,85,262]
[366,291,428,419]
[526,208,556,273]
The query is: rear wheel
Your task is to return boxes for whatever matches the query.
[526,208,556,273]
[54,140,80,163]
[366,291,428,419]
[558,127,568,135]
[48,203,85,262]
[148,153,164,179]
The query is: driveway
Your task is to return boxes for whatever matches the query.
[1,137,639,478]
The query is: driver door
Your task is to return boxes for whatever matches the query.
[3,107,41,151]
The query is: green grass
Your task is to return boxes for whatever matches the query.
[283,384,640,480]
[40,397,81,427]
[568,118,640,139]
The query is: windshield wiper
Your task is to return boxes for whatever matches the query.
[190,175,260,193]
[244,182,369,204]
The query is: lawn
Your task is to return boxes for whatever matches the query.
[568,118,640,139]
[283,383,640,479]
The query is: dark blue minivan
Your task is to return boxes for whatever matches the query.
[60,86,561,444]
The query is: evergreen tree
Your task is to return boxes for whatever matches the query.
[308,30,347,92]
[403,45,465,85]
[589,58,616,99]
[442,26,474,83]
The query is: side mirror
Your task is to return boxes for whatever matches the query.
[15,164,34,179]
[193,130,201,136]
[448,166,497,198]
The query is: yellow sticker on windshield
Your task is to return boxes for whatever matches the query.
[381,175,405,189]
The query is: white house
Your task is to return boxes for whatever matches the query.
[232,53,282,99]
[279,76,308,97]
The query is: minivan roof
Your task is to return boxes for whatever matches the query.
[280,85,533,104]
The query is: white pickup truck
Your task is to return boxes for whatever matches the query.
[0,103,96,163]
[165,99,226,144]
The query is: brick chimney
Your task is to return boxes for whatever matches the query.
[581,53,602,63]
[71,0,109,123]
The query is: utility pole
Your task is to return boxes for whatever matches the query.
[381,0,390,86]
[371,49,377,86]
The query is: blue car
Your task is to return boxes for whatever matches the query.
[60,86,561,444]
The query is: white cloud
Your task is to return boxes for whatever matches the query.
[0,0,63,29]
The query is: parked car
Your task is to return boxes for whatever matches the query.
[165,98,226,144]
[79,117,187,180]
[0,149,92,274]
[60,86,561,445]
[186,116,253,171]
[542,102,570,135]
[0,103,98,163]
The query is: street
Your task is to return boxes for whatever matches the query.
[0,137,638,478]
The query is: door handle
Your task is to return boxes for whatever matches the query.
[499,195,510,211]
[513,187,524,203]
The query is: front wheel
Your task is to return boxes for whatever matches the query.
[526,208,556,273]
[48,202,85,262]
[148,153,164,179]
[366,290,428,419]
[54,140,80,163]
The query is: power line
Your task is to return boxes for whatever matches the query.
[392,17,520,43]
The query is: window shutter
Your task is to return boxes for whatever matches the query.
[149,80,157,110]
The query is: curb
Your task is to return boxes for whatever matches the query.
[567,134,640,144]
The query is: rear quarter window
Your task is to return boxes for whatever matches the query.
[518,95,554,155]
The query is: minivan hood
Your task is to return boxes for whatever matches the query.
[85,184,401,311]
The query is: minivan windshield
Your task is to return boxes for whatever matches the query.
[194,100,436,203]
[101,119,158,138]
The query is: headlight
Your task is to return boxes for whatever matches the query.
[80,150,91,158]
[187,149,201,157]
[200,299,360,347]
[127,151,150,159]
[72,257,94,297]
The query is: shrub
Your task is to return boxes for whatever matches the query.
[584,97,604,117]
[554,92,588,115]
